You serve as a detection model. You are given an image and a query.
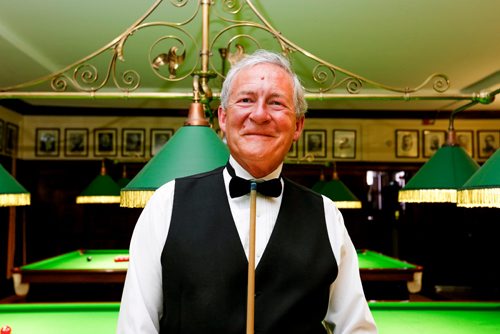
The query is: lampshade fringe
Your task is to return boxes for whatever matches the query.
[76,195,121,204]
[120,190,155,208]
[335,201,362,209]
[398,189,457,203]
[457,188,500,208]
[0,193,31,207]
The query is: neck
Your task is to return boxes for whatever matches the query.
[229,156,282,180]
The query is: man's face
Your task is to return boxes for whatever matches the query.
[218,63,304,177]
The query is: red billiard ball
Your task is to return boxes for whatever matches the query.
[1,325,12,334]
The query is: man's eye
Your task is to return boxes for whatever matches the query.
[239,98,252,103]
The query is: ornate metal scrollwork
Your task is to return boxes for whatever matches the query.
[0,0,493,106]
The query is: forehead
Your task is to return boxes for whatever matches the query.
[231,63,293,92]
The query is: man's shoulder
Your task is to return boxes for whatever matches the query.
[283,177,322,199]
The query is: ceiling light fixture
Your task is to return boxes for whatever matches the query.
[0,163,30,207]
[398,101,483,203]
[457,148,500,208]
[313,164,362,209]
[76,160,121,204]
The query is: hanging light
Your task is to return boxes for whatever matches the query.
[120,1,230,208]
[312,169,328,193]
[313,164,362,209]
[120,101,229,208]
[398,145,479,203]
[76,160,121,204]
[398,102,480,203]
[457,149,500,208]
[117,164,131,189]
[0,163,30,207]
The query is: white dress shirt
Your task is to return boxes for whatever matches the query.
[117,156,377,333]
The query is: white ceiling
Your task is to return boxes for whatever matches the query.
[0,0,499,114]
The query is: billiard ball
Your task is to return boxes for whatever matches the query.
[87,256,92,262]
[1,325,12,334]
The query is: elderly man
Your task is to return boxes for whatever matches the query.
[117,50,376,333]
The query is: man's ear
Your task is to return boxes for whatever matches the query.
[293,116,305,141]
[218,106,227,132]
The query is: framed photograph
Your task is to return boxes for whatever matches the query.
[35,128,60,157]
[456,130,474,157]
[150,128,174,156]
[0,119,4,153]
[395,129,419,158]
[94,128,117,157]
[122,128,145,157]
[287,140,298,159]
[333,129,356,159]
[64,128,88,157]
[5,122,19,155]
[422,130,446,158]
[303,130,327,158]
[477,130,499,159]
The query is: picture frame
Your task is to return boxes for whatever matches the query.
[5,122,19,155]
[333,129,356,159]
[455,130,474,157]
[122,128,145,157]
[303,130,327,158]
[0,119,4,153]
[477,130,499,159]
[422,130,446,158]
[395,129,419,158]
[64,128,88,157]
[287,140,298,159]
[150,128,174,156]
[35,128,60,157]
[94,128,117,157]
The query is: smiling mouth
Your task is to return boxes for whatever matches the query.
[244,133,274,138]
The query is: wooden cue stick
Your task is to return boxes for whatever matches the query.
[246,182,257,334]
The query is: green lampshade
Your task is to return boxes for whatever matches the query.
[312,180,327,193]
[117,176,131,189]
[121,125,229,208]
[312,170,327,192]
[457,149,500,208]
[399,145,480,203]
[76,163,121,204]
[314,171,362,209]
[0,164,30,207]
[117,165,130,189]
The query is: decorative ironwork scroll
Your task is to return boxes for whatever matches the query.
[0,0,497,108]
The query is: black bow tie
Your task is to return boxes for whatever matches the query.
[226,163,282,198]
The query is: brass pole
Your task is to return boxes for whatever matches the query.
[6,155,17,279]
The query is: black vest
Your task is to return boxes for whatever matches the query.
[160,166,338,334]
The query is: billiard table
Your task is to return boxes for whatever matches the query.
[0,303,119,334]
[357,249,423,293]
[369,302,500,334]
[1,302,499,334]
[12,249,423,298]
[12,249,128,296]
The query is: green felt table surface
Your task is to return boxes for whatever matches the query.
[19,249,412,271]
[18,249,129,271]
[1,302,500,334]
[357,249,418,270]
[0,303,119,334]
[370,302,500,334]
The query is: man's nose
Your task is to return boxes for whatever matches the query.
[249,101,271,123]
